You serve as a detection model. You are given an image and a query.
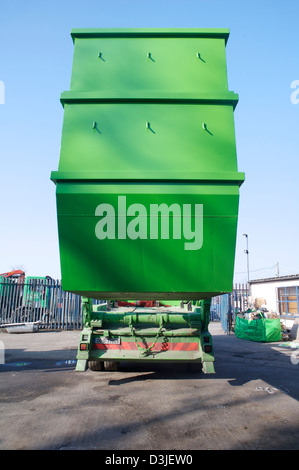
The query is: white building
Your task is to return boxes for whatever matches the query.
[249,275,299,315]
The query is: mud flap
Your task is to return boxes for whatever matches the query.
[75,359,88,371]
[202,360,215,374]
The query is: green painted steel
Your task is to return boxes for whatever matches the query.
[69,36,229,92]
[55,182,239,300]
[75,298,215,373]
[22,276,51,309]
[51,27,243,310]
[56,100,240,179]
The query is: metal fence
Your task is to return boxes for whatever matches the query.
[211,283,249,333]
[0,278,249,332]
[0,278,104,330]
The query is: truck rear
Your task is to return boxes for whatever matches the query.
[76,298,214,373]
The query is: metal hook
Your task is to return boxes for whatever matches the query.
[147,52,155,61]
[197,52,206,63]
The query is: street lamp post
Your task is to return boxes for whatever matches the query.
[243,233,249,284]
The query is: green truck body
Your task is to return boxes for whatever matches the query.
[51,28,244,373]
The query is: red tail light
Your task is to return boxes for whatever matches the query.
[80,343,88,351]
[204,345,212,353]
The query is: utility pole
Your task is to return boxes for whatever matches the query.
[243,233,249,284]
[276,262,280,277]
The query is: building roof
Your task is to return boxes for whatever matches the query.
[249,274,299,284]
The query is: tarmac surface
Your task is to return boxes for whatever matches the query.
[0,323,299,451]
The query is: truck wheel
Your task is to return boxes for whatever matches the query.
[104,361,120,371]
[89,360,104,371]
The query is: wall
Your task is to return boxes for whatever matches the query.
[250,279,299,312]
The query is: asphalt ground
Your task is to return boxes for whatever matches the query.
[0,323,299,451]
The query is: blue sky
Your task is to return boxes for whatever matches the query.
[0,0,298,284]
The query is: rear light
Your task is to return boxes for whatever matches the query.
[80,343,88,351]
[203,336,210,343]
[204,345,212,353]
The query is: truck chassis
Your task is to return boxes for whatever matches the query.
[76,298,215,374]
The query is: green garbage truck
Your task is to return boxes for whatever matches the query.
[0,273,54,323]
[51,28,244,373]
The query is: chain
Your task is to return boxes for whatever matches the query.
[129,322,164,356]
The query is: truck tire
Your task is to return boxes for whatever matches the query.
[89,360,104,371]
[104,361,120,371]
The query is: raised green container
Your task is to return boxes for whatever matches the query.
[51,28,244,300]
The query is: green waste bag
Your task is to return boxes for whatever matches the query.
[235,316,281,342]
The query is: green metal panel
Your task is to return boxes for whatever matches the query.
[22,277,51,309]
[55,181,239,300]
[69,29,230,92]
[57,101,239,177]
